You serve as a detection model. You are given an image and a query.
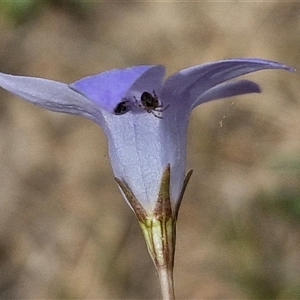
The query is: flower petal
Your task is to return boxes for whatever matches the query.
[162,58,294,108]
[0,72,104,124]
[194,79,261,107]
[70,65,165,114]
[102,102,189,213]
[103,112,163,212]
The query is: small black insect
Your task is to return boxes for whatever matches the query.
[134,90,169,119]
[114,100,131,115]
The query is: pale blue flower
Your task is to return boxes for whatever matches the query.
[0,58,293,213]
[0,58,294,299]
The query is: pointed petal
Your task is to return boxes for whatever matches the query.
[162,58,294,108]
[70,65,165,113]
[194,79,261,107]
[0,72,104,124]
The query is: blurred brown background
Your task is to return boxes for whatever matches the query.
[0,1,299,299]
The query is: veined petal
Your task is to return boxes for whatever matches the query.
[0,72,103,124]
[194,79,261,107]
[70,66,168,213]
[95,65,179,212]
[70,65,165,113]
[103,111,164,212]
[106,114,188,213]
[104,111,189,213]
[162,58,295,109]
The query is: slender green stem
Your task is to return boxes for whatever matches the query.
[140,217,176,299]
[115,165,192,299]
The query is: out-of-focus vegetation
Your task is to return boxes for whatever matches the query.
[0,0,40,25]
[265,155,300,220]
[0,2,299,299]
[0,1,89,25]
